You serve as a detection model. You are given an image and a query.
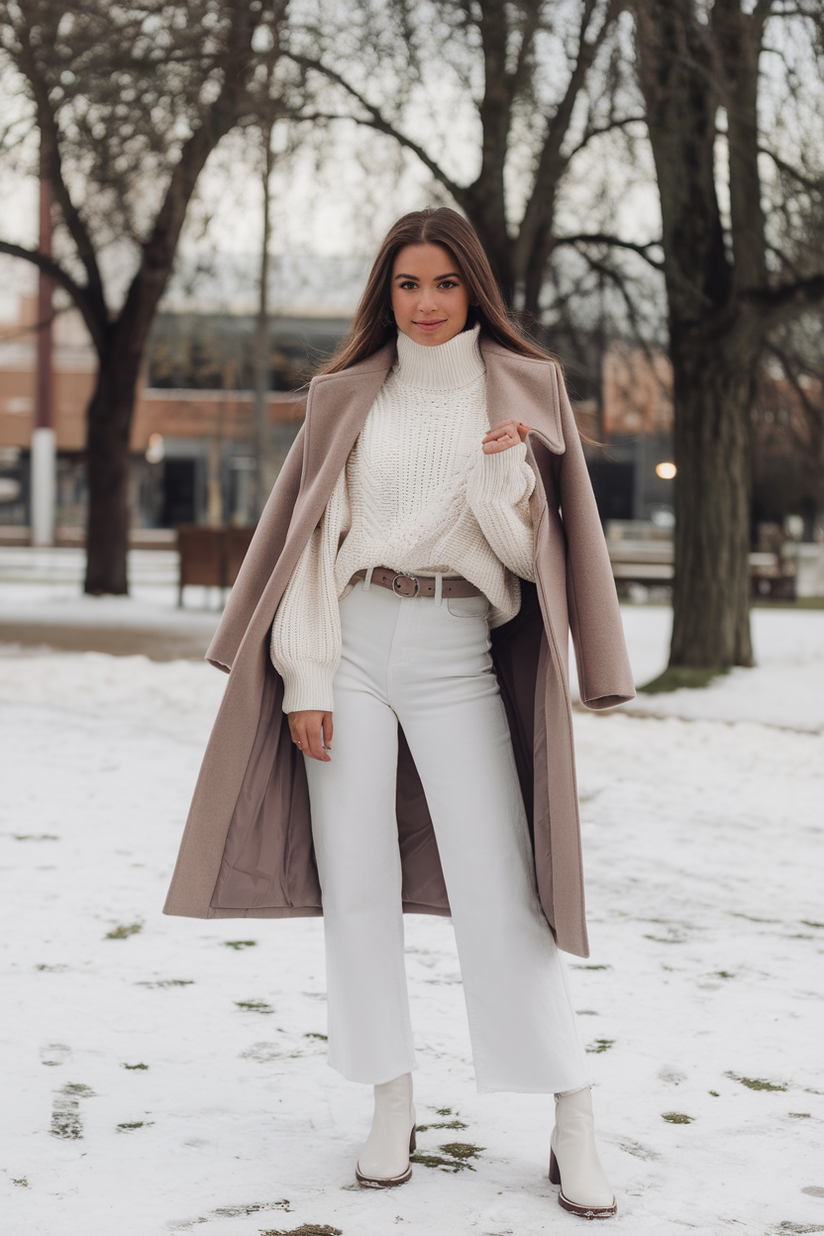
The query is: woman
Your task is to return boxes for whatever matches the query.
[164,208,634,1219]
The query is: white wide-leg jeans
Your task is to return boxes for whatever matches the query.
[303,581,591,1094]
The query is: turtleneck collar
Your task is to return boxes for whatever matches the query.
[394,323,485,390]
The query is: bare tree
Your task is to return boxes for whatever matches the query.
[627,0,824,678]
[0,0,289,594]
[289,0,635,314]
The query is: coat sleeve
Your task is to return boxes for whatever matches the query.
[269,465,350,713]
[554,369,636,710]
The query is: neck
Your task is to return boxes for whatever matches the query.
[394,323,484,389]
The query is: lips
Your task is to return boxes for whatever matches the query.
[413,320,446,331]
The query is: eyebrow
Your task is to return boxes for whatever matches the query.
[393,271,462,281]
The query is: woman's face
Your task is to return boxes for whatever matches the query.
[390,243,471,347]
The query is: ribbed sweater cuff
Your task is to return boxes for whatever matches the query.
[475,441,533,499]
[280,661,337,715]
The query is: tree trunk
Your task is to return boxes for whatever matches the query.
[632,0,755,675]
[669,321,755,668]
[83,353,140,595]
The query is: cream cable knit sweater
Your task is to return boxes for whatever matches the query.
[270,324,537,713]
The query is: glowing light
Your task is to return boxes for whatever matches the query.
[655,462,676,480]
[145,433,165,464]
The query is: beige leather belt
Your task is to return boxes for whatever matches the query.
[352,566,482,600]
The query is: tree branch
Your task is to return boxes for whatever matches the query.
[557,232,665,270]
[766,340,823,434]
[759,146,824,193]
[288,53,466,205]
[0,239,106,353]
[566,112,648,160]
[744,273,824,323]
[14,17,109,324]
[516,0,625,276]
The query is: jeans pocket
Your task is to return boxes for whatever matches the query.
[446,594,490,619]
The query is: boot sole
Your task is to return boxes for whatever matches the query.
[355,1127,416,1188]
[549,1147,617,1219]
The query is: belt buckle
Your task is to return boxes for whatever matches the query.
[392,573,420,598]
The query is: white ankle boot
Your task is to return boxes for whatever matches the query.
[549,1087,616,1218]
[355,1073,416,1187]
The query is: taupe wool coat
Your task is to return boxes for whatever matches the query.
[163,336,635,958]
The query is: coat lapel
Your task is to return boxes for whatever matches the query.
[245,343,397,631]
[298,343,396,517]
[481,339,566,455]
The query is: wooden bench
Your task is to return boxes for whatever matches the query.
[177,525,255,607]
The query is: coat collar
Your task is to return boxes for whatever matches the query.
[305,333,566,463]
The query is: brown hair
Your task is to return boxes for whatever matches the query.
[317,207,553,375]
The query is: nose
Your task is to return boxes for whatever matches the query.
[417,287,438,314]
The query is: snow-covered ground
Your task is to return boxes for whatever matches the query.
[2,594,823,1236]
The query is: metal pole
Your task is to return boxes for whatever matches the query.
[252,130,274,522]
[31,145,56,547]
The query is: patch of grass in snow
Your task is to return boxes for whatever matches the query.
[411,1142,484,1173]
[235,1000,274,1014]
[170,1201,291,1228]
[35,963,68,972]
[639,666,728,693]
[214,1202,290,1218]
[716,971,735,978]
[802,920,824,929]
[661,1112,694,1124]
[416,1120,468,1132]
[789,1113,811,1118]
[106,922,142,939]
[587,1039,615,1054]
[116,1121,153,1132]
[136,979,194,988]
[12,1177,29,1187]
[122,1062,148,1070]
[776,1224,824,1234]
[304,1032,327,1041]
[224,940,257,950]
[571,964,612,971]
[615,1138,661,1161]
[261,1227,341,1236]
[709,1091,720,1097]
[50,1083,95,1139]
[12,833,59,841]
[725,1071,787,1092]
[434,1107,454,1116]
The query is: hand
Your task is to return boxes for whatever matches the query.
[482,419,531,454]
[288,710,333,762]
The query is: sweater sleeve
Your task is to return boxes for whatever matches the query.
[269,466,349,713]
[465,441,536,581]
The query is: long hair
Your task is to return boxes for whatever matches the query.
[317,207,553,375]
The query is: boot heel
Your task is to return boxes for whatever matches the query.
[548,1147,561,1186]
[410,1127,417,1153]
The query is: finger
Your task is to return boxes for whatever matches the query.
[517,421,531,442]
[304,717,330,762]
[321,712,334,752]
[482,432,519,454]
[482,420,518,441]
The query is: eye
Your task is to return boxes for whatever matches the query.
[398,280,418,291]
[438,280,459,290]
